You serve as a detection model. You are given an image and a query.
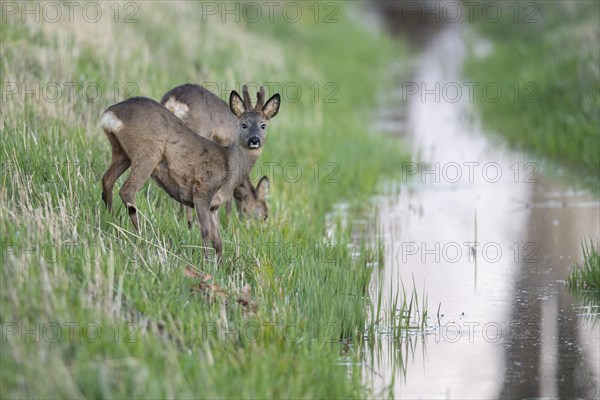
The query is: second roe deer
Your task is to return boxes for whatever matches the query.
[161,84,270,223]
[100,85,280,261]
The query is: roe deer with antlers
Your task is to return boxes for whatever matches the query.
[100,85,280,261]
[161,84,270,223]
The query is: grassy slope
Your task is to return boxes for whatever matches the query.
[1,2,408,398]
[465,0,600,178]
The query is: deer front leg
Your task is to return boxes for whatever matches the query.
[234,197,244,219]
[178,203,195,229]
[224,198,232,224]
[218,198,233,228]
[186,206,194,229]
[193,197,214,262]
[209,206,223,263]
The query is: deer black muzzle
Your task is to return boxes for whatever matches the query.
[248,136,261,148]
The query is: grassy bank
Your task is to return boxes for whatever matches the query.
[465,0,600,178]
[0,2,408,398]
[568,240,600,290]
[567,240,600,307]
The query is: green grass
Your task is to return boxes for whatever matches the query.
[567,240,600,290]
[465,0,600,178]
[567,240,600,310]
[1,2,410,398]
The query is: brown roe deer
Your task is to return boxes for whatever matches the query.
[100,85,280,261]
[161,84,270,223]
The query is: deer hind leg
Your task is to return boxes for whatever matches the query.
[118,161,157,232]
[102,131,131,211]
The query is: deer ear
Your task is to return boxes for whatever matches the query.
[262,94,280,119]
[256,176,270,200]
[230,90,245,118]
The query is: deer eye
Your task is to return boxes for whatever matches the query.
[241,123,248,129]
[260,124,266,130]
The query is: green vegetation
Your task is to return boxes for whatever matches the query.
[567,240,600,290]
[567,240,600,310]
[465,0,600,178]
[1,2,409,398]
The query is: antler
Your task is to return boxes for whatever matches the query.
[255,86,266,110]
[242,84,252,110]
[240,84,267,110]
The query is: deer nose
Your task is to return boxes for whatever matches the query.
[248,136,261,149]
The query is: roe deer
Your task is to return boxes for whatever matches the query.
[100,85,280,261]
[161,84,270,224]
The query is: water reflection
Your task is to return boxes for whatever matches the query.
[364,19,600,399]
[500,176,599,399]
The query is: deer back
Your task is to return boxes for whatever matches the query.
[161,84,237,146]
[101,96,230,206]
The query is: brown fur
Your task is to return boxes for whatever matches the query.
[161,84,271,222]
[101,86,280,262]
[161,84,236,146]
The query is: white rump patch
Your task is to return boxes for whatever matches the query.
[164,96,189,119]
[100,111,124,133]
